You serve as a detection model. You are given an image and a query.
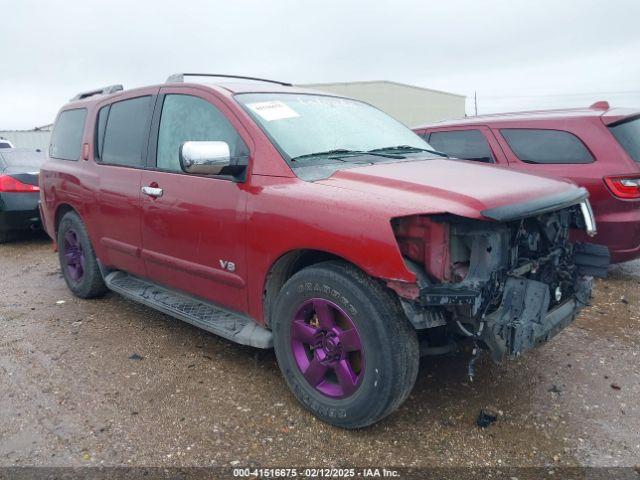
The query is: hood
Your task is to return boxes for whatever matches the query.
[317,159,586,221]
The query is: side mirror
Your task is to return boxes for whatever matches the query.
[179,141,231,175]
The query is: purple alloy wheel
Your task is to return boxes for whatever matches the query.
[63,228,85,282]
[290,298,365,399]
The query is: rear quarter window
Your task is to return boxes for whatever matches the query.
[608,117,640,162]
[500,128,594,164]
[50,108,87,161]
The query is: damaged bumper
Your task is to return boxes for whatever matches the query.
[406,201,610,361]
[478,276,591,360]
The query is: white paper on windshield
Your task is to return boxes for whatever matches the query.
[247,101,300,121]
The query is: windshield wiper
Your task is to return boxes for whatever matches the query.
[291,148,403,162]
[291,149,361,162]
[368,145,449,157]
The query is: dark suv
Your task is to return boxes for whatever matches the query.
[40,74,607,428]
[414,102,640,263]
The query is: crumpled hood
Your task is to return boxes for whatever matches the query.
[317,159,585,220]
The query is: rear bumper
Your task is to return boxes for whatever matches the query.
[0,192,41,232]
[572,206,640,263]
[597,215,640,263]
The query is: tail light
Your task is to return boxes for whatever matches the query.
[0,175,40,192]
[604,175,640,199]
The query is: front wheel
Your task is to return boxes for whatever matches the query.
[272,261,419,428]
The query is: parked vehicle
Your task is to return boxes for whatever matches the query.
[0,148,45,242]
[414,102,640,263]
[0,138,15,149]
[40,74,608,428]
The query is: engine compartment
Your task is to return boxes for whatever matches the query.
[391,205,609,360]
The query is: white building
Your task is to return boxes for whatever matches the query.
[299,81,466,127]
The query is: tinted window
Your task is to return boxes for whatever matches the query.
[50,108,87,160]
[0,141,11,149]
[501,129,594,164]
[0,149,45,170]
[95,105,109,159]
[157,94,248,172]
[101,96,152,167]
[609,117,640,162]
[428,130,494,163]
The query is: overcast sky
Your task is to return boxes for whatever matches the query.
[2,0,639,129]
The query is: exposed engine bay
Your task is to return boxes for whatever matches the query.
[391,201,610,362]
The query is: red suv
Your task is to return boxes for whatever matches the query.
[40,74,607,428]
[414,102,640,263]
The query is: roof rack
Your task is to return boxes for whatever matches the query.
[70,84,123,101]
[166,73,292,87]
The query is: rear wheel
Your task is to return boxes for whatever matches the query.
[57,211,107,299]
[272,261,419,428]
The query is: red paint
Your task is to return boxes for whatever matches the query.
[415,105,640,263]
[40,81,589,326]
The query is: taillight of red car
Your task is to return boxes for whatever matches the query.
[604,175,640,199]
[0,175,40,193]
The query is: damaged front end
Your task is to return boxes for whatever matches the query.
[391,190,610,362]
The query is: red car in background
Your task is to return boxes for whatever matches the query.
[414,102,640,263]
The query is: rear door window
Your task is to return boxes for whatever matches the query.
[50,108,87,161]
[100,96,153,167]
[500,128,594,164]
[609,117,640,162]
[427,130,495,163]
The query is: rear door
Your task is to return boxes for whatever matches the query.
[93,92,157,277]
[139,86,252,312]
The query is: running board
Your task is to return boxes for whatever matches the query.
[104,271,273,348]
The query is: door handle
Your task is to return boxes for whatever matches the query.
[141,186,163,198]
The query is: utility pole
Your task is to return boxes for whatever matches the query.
[474,91,478,116]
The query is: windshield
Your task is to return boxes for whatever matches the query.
[235,93,435,162]
[609,116,640,162]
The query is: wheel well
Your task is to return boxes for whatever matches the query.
[54,204,78,235]
[263,250,349,327]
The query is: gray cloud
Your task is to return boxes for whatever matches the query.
[2,0,639,128]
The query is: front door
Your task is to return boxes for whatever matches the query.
[140,88,251,312]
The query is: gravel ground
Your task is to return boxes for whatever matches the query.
[0,234,638,469]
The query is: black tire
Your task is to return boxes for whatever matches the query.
[272,261,419,429]
[57,211,107,299]
[0,231,8,244]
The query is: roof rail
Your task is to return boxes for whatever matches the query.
[166,73,292,87]
[70,84,124,101]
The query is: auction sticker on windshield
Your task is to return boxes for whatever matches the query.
[246,100,300,121]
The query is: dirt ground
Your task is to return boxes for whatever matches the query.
[1,234,638,469]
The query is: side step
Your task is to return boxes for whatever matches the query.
[104,271,273,349]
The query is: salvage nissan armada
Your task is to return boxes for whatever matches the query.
[39,74,609,428]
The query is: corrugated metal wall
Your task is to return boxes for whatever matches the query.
[0,131,51,151]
